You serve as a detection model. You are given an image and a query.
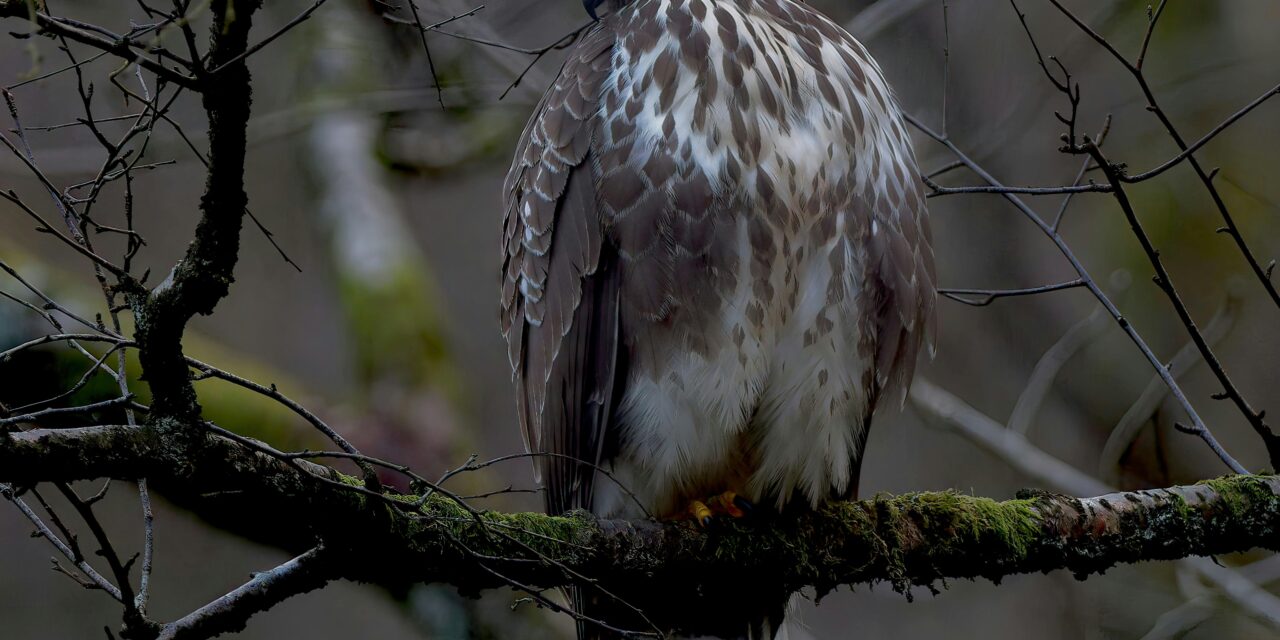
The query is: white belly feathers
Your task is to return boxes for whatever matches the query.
[592,0,911,518]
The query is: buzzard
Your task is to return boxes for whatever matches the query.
[501,0,934,636]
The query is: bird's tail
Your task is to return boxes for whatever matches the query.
[572,587,805,639]
[747,595,814,640]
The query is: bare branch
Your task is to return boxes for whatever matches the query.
[1045,0,1280,308]
[1101,290,1244,476]
[1083,138,1275,469]
[156,546,332,640]
[186,357,380,490]
[0,334,130,361]
[134,478,155,615]
[1123,81,1280,184]
[0,4,199,90]
[0,395,135,430]
[904,112,1243,474]
[939,279,1086,307]
[1,483,124,602]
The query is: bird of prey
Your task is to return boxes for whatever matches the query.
[501,0,934,636]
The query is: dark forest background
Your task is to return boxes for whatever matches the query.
[2,1,1278,637]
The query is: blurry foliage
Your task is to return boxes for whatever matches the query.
[1,240,327,450]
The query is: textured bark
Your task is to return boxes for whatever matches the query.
[156,547,333,640]
[3,3,1275,637]
[3,424,1278,633]
[129,0,261,424]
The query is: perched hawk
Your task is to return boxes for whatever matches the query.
[501,0,934,636]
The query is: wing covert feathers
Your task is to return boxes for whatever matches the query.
[501,24,618,514]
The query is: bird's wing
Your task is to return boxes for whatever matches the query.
[501,23,619,515]
[868,160,937,409]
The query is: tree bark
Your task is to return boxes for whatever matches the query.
[3,424,1278,635]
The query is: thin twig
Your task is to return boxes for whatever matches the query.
[207,0,331,75]
[1100,284,1245,475]
[1084,138,1269,470]
[905,112,1244,474]
[0,333,130,361]
[4,10,199,90]
[1045,0,1280,309]
[186,357,380,491]
[939,279,1086,307]
[0,394,135,429]
[135,478,155,615]
[1,484,124,601]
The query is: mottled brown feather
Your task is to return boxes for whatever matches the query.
[503,2,936,637]
[501,23,618,512]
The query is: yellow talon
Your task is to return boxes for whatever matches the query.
[710,491,747,518]
[688,500,713,526]
[686,491,753,525]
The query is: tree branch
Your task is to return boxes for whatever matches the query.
[156,546,333,640]
[128,0,261,425]
[3,425,1279,635]
[1083,139,1278,469]
[0,1,200,90]
[909,377,1280,630]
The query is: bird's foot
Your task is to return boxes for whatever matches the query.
[688,499,714,526]
[687,491,754,527]
[709,490,752,518]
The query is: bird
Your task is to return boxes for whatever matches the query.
[500,0,935,637]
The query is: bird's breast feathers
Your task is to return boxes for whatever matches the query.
[603,0,914,203]
[502,0,935,521]
[581,0,933,518]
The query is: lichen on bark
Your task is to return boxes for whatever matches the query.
[4,425,1279,637]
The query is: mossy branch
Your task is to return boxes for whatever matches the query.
[3,424,1279,635]
[128,0,261,425]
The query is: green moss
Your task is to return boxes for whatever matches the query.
[335,262,459,399]
[278,472,1280,605]
[945,494,1035,545]
[732,491,1048,598]
[1200,475,1275,515]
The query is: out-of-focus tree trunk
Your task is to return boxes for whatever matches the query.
[297,7,562,637]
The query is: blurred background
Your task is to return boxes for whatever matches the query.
[1,0,1278,638]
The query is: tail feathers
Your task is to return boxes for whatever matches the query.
[772,596,816,640]
[571,587,801,640]
[750,595,814,640]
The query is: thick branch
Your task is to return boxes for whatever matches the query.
[3,426,1279,635]
[129,0,261,424]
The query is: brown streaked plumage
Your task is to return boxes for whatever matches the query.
[501,1,934,637]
